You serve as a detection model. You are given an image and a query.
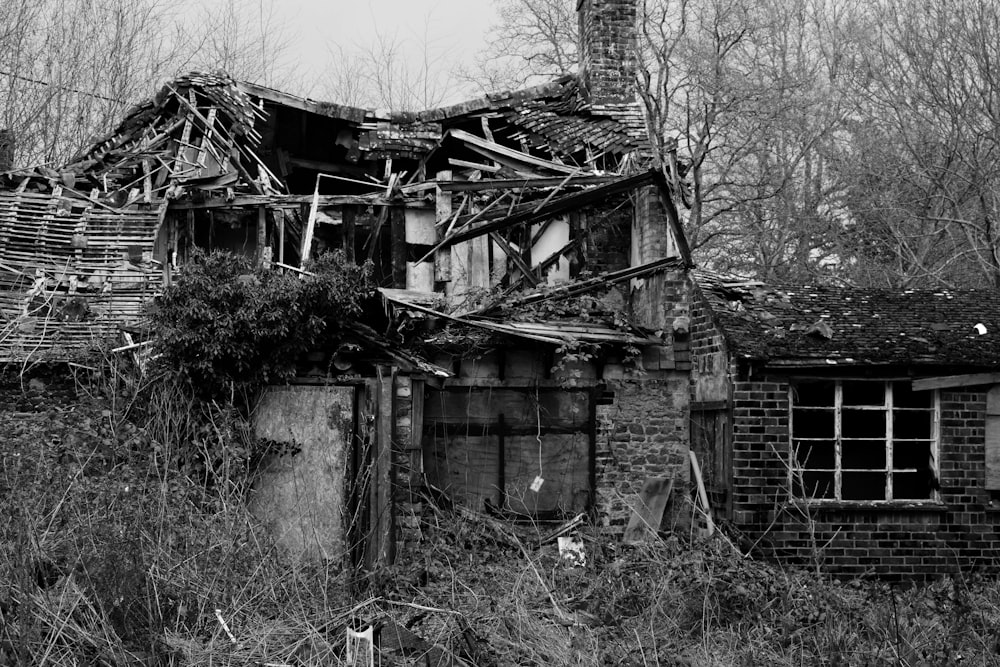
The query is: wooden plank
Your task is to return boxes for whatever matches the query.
[503,433,590,515]
[490,231,538,286]
[368,368,396,567]
[913,373,1000,391]
[441,170,657,248]
[447,129,578,175]
[449,158,502,173]
[623,478,674,543]
[424,433,501,510]
[424,388,590,429]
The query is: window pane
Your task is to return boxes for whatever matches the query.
[893,441,931,470]
[792,380,834,407]
[843,440,886,469]
[842,471,886,500]
[794,440,834,469]
[894,472,933,499]
[893,382,931,409]
[801,471,835,499]
[843,381,885,406]
[842,408,886,438]
[792,409,834,438]
[893,410,932,440]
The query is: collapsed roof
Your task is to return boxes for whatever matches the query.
[0,70,685,363]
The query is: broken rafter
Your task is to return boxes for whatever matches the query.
[507,256,686,308]
[437,175,620,192]
[446,129,578,175]
[489,231,538,287]
[439,170,657,249]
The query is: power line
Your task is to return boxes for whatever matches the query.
[0,69,125,103]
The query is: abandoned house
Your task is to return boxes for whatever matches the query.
[688,273,1000,578]
[6,0,1000,580]
[0,0,696,567]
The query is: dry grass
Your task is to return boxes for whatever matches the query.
[3,368,1000,665]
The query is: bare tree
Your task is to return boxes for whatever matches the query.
[0,0,186,166]
[459,0,578,93]
[837,0,1000,287]
[316,17,462,112]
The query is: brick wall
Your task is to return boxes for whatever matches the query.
[577,0,638,105]
[729,377,1000,580]
[594,375,689,531]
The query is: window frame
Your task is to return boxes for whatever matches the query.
[788,379,940,503]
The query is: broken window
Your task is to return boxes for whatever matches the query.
[790,380,938,501]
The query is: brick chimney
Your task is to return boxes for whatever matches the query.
[577,0,638,105]
[0,130,13,172]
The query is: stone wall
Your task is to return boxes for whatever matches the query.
[594,375,690,532]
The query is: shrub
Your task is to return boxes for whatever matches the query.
[151,250,373,401]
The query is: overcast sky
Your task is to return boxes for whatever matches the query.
[275,0,498,101]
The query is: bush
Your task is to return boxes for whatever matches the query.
[152,250,373,400]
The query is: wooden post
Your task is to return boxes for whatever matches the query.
[390,206,406,288]
[498,413,506,507]
[256,206,267,266]
[343,204,356,263]
[366,366,396,569]
[434,171,452,283]
[276,208,285,264]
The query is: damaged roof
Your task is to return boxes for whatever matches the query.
[698,272,1000,369]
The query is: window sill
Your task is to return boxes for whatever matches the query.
[794,500,947,512]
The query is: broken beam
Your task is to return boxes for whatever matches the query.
[439,170,658,249]
[437,175,620,192]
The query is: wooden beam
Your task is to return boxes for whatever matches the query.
[438,175,620,192]
[440,170,658,249]
[369,367,396,568]
[168,194,373,210]
[446,129,578,175]
[912,373,1000,391]
[448,158,502,173]
[489,231,538,286]
[650,170,694,269]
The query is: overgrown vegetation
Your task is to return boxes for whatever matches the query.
[152,250,373,401]
[4,375,1000,665]
[4,252,1000,664]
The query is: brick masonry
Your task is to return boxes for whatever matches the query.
[727,379,1000,579]
[684,285,1000,579]
[578,0,638,105]
[594,376,690,531]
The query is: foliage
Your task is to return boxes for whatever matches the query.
[151,250,373,401]
[6,378,1000,665]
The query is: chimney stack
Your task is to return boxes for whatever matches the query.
[577,0,638,106]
